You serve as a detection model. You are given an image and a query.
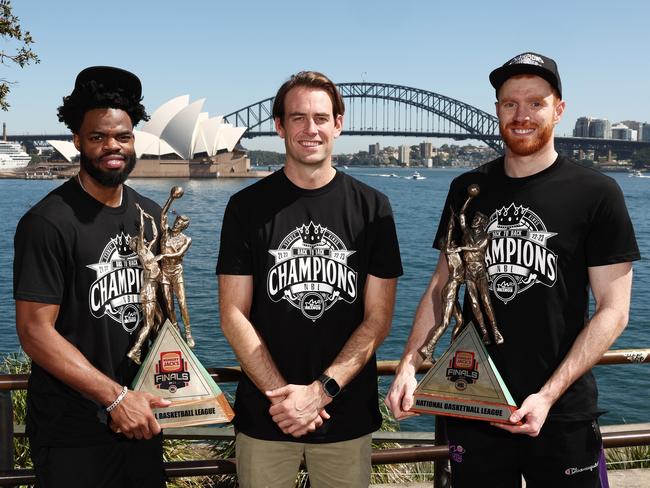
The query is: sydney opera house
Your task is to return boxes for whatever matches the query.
[48,95,259,178]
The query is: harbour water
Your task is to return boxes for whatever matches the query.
[1,166,648,431]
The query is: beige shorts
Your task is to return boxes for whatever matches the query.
[235,431,372,488]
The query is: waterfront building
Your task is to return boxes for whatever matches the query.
[641,123,650,142]
[589,118,612,139]
[621,121,643,141]
[574,116,591,137]
[420,141,433,159]
[139,95,247,159]
[46,94,253,177]
[49,94,247,162]
[611,123,635,141]
[47,140,78,162]
[398,145,410,166]
[369,142,380,155]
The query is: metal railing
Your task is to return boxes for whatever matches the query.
[1,349,649,487]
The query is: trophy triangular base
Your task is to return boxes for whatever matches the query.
[412,322,517,423]
[132,320,235,428]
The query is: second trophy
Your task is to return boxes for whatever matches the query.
[412,184,517,423]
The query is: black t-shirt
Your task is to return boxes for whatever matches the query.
[216,169,403,442]
[433,156,640,421]
[13,178,161,447]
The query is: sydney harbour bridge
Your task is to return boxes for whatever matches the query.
[11,82,648,158]
[221,82,646,158]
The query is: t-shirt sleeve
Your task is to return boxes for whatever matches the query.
[433,191,455,250]
[14,213,66,304]
[216,197,253,275]
[585,180,640,266]
[368,195,403,279]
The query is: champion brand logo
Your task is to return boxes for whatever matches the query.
[565,460,599,476]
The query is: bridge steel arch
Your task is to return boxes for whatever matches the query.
[223,82,503,151]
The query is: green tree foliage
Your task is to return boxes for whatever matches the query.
[0,0,39,110]
[247,150,285,166]
[631,148,650,169]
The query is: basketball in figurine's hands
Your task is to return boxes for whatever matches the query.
[171,186,184,198]
[468,184,480,197]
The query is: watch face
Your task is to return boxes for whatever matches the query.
[322,376,340,397]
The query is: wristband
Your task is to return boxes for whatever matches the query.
[106,386,128,413]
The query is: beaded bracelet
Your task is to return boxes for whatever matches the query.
[106,386,128,413]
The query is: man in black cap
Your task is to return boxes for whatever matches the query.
[14,66,169,487]
[387,52,639,486]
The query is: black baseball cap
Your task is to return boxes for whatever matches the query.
[489,52,562,99]
[71,66,142,99]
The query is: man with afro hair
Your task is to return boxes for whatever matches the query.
[14,66,170,487]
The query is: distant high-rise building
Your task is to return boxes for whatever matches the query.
[621,120,641,131]
[641,123,650,142]
[589,119,611,139]
[369,142,380,155]
[398,145,410,166]
[611,123,634,141]
[574,117,591,137]
[620,121,642,141]
[420,141,433,159]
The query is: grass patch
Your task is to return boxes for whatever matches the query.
[606,445,650,470]
[0,351,32,471]
[164,438,236,487]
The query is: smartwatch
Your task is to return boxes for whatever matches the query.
[318,374,341,398]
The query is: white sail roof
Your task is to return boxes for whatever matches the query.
[46,140,78,162]
[133,130,180,158]
[198,115,224,156]
[192,112,210,155]
[141,95,190,137]
[159,99,206,160]
[216,125,248,152]
[144,94,247,159]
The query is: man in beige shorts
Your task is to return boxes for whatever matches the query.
[217,71,402,487]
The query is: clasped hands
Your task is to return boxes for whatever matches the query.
[266,382,332,438]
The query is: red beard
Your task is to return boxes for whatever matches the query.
[500,120,554,156]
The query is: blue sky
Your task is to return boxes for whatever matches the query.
[3,0,648,153]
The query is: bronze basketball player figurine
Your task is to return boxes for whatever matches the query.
[159,186,194,348]
[459,184,503,346]
[127,204,164,364]
[420,209,465,358]
[420,184,504,359]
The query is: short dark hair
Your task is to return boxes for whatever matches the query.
[58,79,149,133]
[272,71,345,124]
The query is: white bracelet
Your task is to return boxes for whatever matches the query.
[106,386,128,413]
